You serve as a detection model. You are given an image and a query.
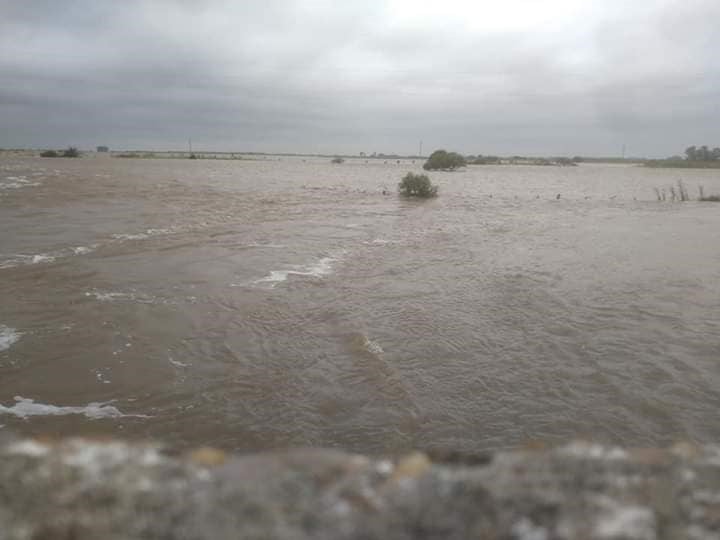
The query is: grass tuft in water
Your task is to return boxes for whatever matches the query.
[652,181,708,202]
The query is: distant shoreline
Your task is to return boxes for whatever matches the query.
[4,148,718,168]
[0,148,644,166]
[644,159,720,169]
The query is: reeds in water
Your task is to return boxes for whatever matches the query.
[653,180,701,202]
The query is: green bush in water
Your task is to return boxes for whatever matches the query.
[398,172,438,198]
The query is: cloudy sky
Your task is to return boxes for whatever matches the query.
[1,0,718,156]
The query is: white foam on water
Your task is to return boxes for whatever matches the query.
[362,337,385,356]
[0,244,97,269]
[73,245,95,255]
[112,232,149,241]
[246,243,286,249]
[0,325,21,352]
[0,253,55,269]
[93,369,112,384]
[363,238,395,246]
[249,254,342,288]
[84,290,165,304]
[168,356,190,368]
[85,291,130,302]
[0,175,41,189]
[0,396,149,419]
[31,254,55,264]
[111,228,175,241]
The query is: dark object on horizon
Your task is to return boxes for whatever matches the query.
[40,150,59,157]
[189,154,197,159]
[331,157,344,164]
[398,172,438,198]
[96,146,109,153]
[556,194,561,199]
[423,149,466,171]
[62,147,80,158]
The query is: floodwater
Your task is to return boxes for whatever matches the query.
[1,156,719,454]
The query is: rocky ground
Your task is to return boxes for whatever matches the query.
[1,432,719,539]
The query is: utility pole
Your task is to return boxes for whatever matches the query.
[419,140,423,158]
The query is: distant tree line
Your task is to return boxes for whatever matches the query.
[40,147,80,158]
[685,145,720,161]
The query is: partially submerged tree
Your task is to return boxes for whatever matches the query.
[62,147,80,158]
[398,172,438,198]
[423,149,466,171]
[40,150,59,157]
[331,157,345,164]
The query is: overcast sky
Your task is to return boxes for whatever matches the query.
[1,0,718,156]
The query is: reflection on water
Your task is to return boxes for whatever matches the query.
[1,156,720,453]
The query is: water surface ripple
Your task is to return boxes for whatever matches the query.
[1,156,719,453]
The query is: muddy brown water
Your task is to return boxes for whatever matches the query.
[1,156,719,453]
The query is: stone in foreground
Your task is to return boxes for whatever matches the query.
[1,434,719,539]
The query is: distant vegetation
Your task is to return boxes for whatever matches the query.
[398,172,438,198]
[645,145,720,168]
[524,157,577,167]
[646,160,720,169]
[685,145,720,161]
[467,155,579,166]
[40,147,80,158]
[423,150,466,171]
[470,155,501,165]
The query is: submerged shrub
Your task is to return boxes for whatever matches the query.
[331,157,345,164]
[40,150,59,157]
[398,172,438,198]
[62,147,80,158]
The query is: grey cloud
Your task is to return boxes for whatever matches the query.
[1,0,718,156]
